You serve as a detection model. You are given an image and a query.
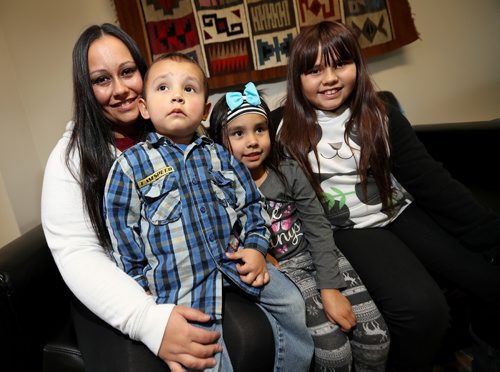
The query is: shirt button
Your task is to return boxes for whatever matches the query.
[192,179,198,185]
[200,206,206,213]
[208,234,215,241]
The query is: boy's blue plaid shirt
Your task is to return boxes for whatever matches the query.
[104,132,270,319]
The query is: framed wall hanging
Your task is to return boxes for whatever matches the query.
[113,0,418,91]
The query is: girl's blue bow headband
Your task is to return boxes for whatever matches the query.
[225,82,267,124]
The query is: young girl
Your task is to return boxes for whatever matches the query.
[278,21,500,371]
[210,82,390,371]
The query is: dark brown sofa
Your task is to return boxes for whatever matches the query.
[1,101,498,371]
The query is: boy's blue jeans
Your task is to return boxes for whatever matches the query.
[192,320,232,372]
[257,262,314,371]
[197,263,313,371]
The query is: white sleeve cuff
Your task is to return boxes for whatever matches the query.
[134,302,174,355]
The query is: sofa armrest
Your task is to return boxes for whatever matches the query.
[414,120,500,213]
[0,225,73,371]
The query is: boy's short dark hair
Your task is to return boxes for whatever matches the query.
[142,52,209,102]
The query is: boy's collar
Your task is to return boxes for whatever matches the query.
[146,132,165,148]
[146,132,212,149]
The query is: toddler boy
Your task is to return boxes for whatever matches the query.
[103,53,313,371]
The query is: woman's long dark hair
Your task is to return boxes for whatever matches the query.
[208,88,289,190]
[67,23,148,249]
[279,21,393,208]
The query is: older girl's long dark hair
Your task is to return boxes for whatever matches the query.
[67,23,148,249]
[279,21,393,208]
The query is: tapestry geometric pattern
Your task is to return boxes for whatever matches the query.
[140,0,393,78]
[113,0,418,89]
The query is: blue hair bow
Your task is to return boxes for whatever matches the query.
[225,82,261,110]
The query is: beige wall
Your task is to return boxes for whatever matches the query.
[369,0,500,124]
[1,0,499,246]
[0,0,118,247]
[0,173,20,245]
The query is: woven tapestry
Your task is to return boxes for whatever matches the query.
[114,0,418,89]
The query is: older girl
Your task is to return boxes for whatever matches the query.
[278,20,500,371]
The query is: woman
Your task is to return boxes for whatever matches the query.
[41,23,273,372]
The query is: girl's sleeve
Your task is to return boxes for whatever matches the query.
[41,134,172,355]
[388,107,500,250]
[288,161,346,289]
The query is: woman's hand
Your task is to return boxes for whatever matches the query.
[226,249,270,287]
[158,305,222,371]
[320,288,356,332]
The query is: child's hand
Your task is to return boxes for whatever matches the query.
[320,288,356,332]
[226,248,269,287]
[266,254,280,269]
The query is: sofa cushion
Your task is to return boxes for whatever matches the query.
[0,225,78,371]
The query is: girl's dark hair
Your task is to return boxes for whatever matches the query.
[208,88,289,190]
[279,21,393,208]
[67,23,149,250]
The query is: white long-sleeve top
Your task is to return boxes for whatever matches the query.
[41,122,172,355]
[310,108,411,229]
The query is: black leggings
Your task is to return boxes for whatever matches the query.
[335,203,500,372]
[72,287,274,372]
